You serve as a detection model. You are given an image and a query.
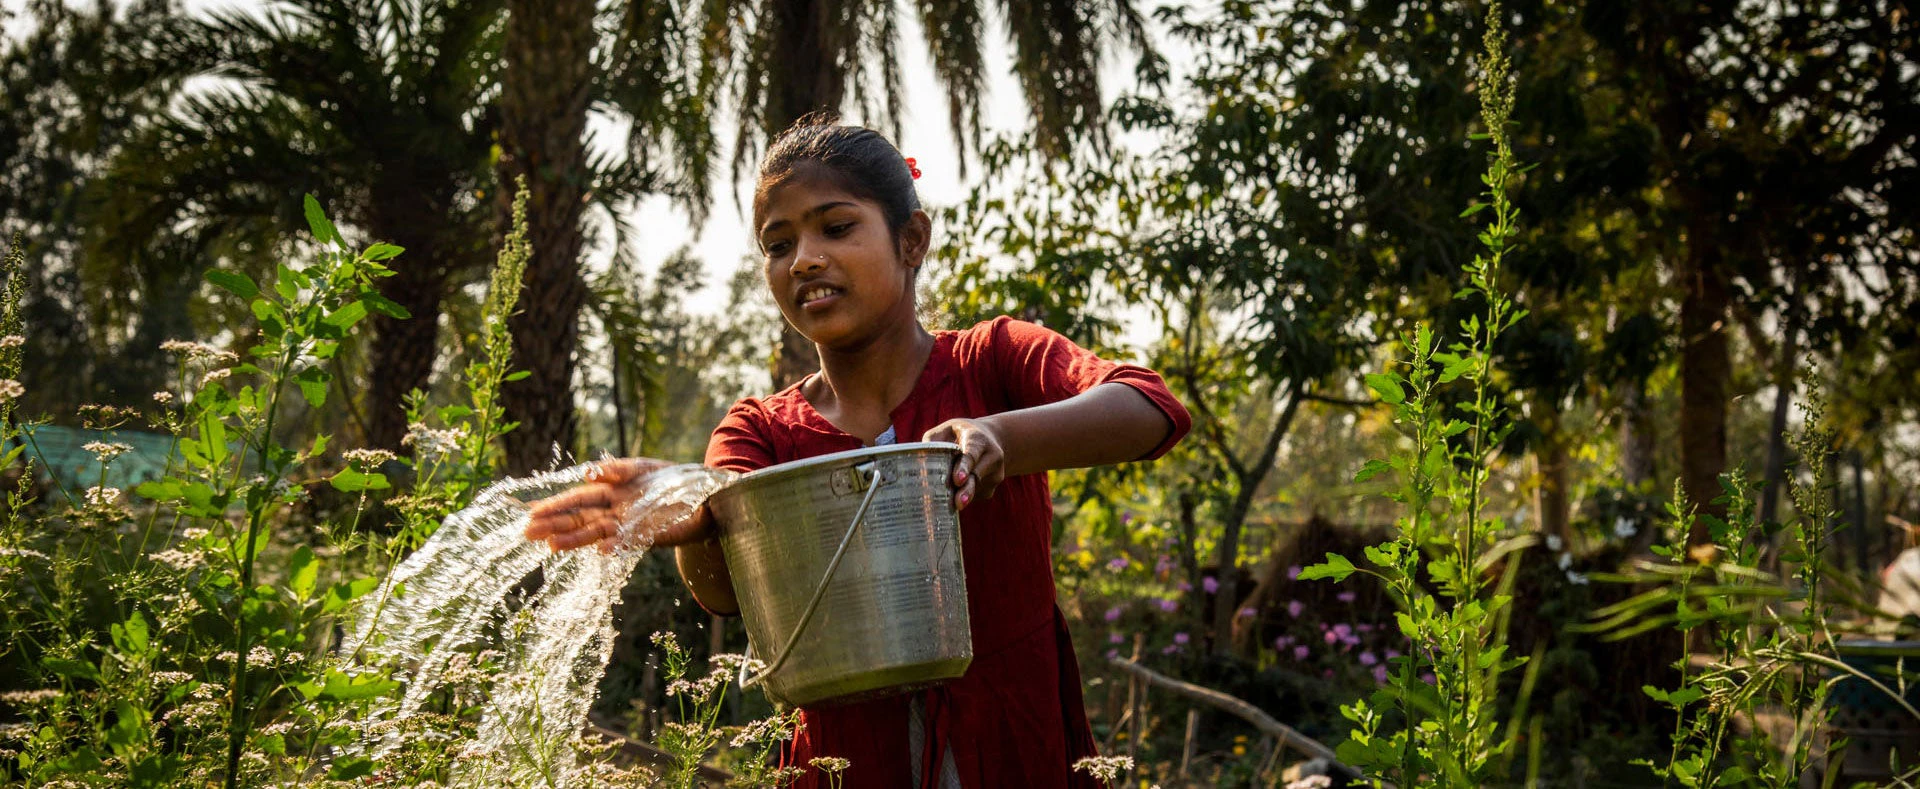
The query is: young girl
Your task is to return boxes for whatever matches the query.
[527,116,1190,788]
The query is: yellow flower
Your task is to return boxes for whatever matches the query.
[1233,745,1246,756]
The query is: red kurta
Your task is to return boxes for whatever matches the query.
[704,316,1191,789]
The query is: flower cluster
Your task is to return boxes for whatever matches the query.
[160,339,239,365]
[83,441,132,463]
[1072,755,1135,784]
[342,448,398,469]
[0,379,22,402]
[403,423,468,460]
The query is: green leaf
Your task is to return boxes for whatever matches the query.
[205,269,259,300]
[105,700,147,750]
[322,577,381,613]
[119,611,149,656]
[317,672,399,702]
[289,546,318,602]
[1298,552,1357,582]
[304,194,340,245]
[362,293,411,319]
[328,756,374,780]
[322,301,368,331]
[135,479,184,502]
[1354,459,1392,484]
[1364,373,1405,405]
[295,366,330,408]
[363,243,404,261]
[503,370,531,382]
[330,469,390,493]
[43,657,101,682]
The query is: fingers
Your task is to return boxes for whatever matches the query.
[543,509,619,552]
[586,457,671,485]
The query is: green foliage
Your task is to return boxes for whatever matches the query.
[1303,5,1536,784]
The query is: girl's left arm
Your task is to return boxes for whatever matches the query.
[922,382,1174,510]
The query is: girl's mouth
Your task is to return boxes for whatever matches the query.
[798,285,843,311]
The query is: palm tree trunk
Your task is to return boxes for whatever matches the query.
[497,0,595,474]
[764,0,848,388]
[1680,222,1731,544]
[363,186,457,452]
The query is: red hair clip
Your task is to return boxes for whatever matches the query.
[905,157,922,180]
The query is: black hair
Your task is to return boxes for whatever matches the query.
[752,112,922,243]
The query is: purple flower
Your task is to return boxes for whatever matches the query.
[1323,631,1339,645]
[1273,635,1294,650]
[1358,623,1376,633]
[1161,644,1182,655]
[1358,651,1378,667]
[1121,512,1135,524]
[1286,565,1302,580]
[1104,606,1124,623]
[1336,591,1356,604]
[1372,665,1390,684]
[1157,598,1178,613]
[1238,607,1257,618]
[1286,600,1305,618]
[1106,648,1120,661]
[1386,649,1402,660]
[1420,673,1436,685]
[1173,632,1190,645]
[1332,623,1354,638]
[1107,557,1130,572]
[1202,576,1220,594]
[1176,580,1193,592]
[1109,632,1125,645]
[1155,555,1175,574]
[1293,645,1311,661]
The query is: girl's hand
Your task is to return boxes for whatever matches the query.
[922,418,1005,510]
[525,458,699,553]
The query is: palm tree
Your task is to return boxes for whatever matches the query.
[492,0,721,473]
[85,0,505,451]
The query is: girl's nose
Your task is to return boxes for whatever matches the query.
[790,246,827,276]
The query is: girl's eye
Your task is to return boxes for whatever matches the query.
[764,240,792,256]
[825,222,853,236]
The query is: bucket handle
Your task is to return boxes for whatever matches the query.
[739,460,889,690]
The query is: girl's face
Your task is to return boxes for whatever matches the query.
[756,171,929,350]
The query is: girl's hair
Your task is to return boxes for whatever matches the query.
[752,113,921,242]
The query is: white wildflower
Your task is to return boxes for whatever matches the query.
[1556,551,1572,570]
[162,700,221,726]
[200,368,232,387]
[258,721,295,736]
[1286,777,1335,789]
[182,527,209,540]
[160,340,239,365]
[1073,755,1135,784]
[247,646,275,668]
[83,441,133,462]
[0,547,50,562]
[0,722,31,739]
[807,756,850,774]
[150,549,201,571]
[0,689,62,706]
[402,423,467,459]
[1545,534,1563,552]
[342,448,397,468]
[1613,516,1637,539]
[0,335,23,348]
[1566,570,1590,585]
[731,713,797,748]
[151,671,194,686]
[152,391,174,405]
[84,486,122,508]
[0,379,22,402]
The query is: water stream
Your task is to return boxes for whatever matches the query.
[339,462,737,785]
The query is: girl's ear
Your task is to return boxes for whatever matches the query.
[899,210,933,270]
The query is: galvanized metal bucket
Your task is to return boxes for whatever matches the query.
[706,441,973,707]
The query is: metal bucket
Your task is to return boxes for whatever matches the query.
[706,441,972,707]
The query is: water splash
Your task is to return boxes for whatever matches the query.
[341,462,736,786]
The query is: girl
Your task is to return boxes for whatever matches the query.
[527,115,1190,788]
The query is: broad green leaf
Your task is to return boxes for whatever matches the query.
[328,757,374,780]
[295,367,329,408]
[43,657,101,682]
[363,243,404,261]
[363,293,411,319]
[1364,373,1405,404]
[304,194,340,245]
[205,269,259,300]
[317,672,398,701]
[289,546,318,602]
[322,301,368,331]
[134,479,184,502]
[1298,552,1357,582]
[1353,459,1392,484]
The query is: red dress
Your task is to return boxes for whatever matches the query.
[704,317,1191,789]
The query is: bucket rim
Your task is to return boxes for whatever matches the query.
[717,441,961,492]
